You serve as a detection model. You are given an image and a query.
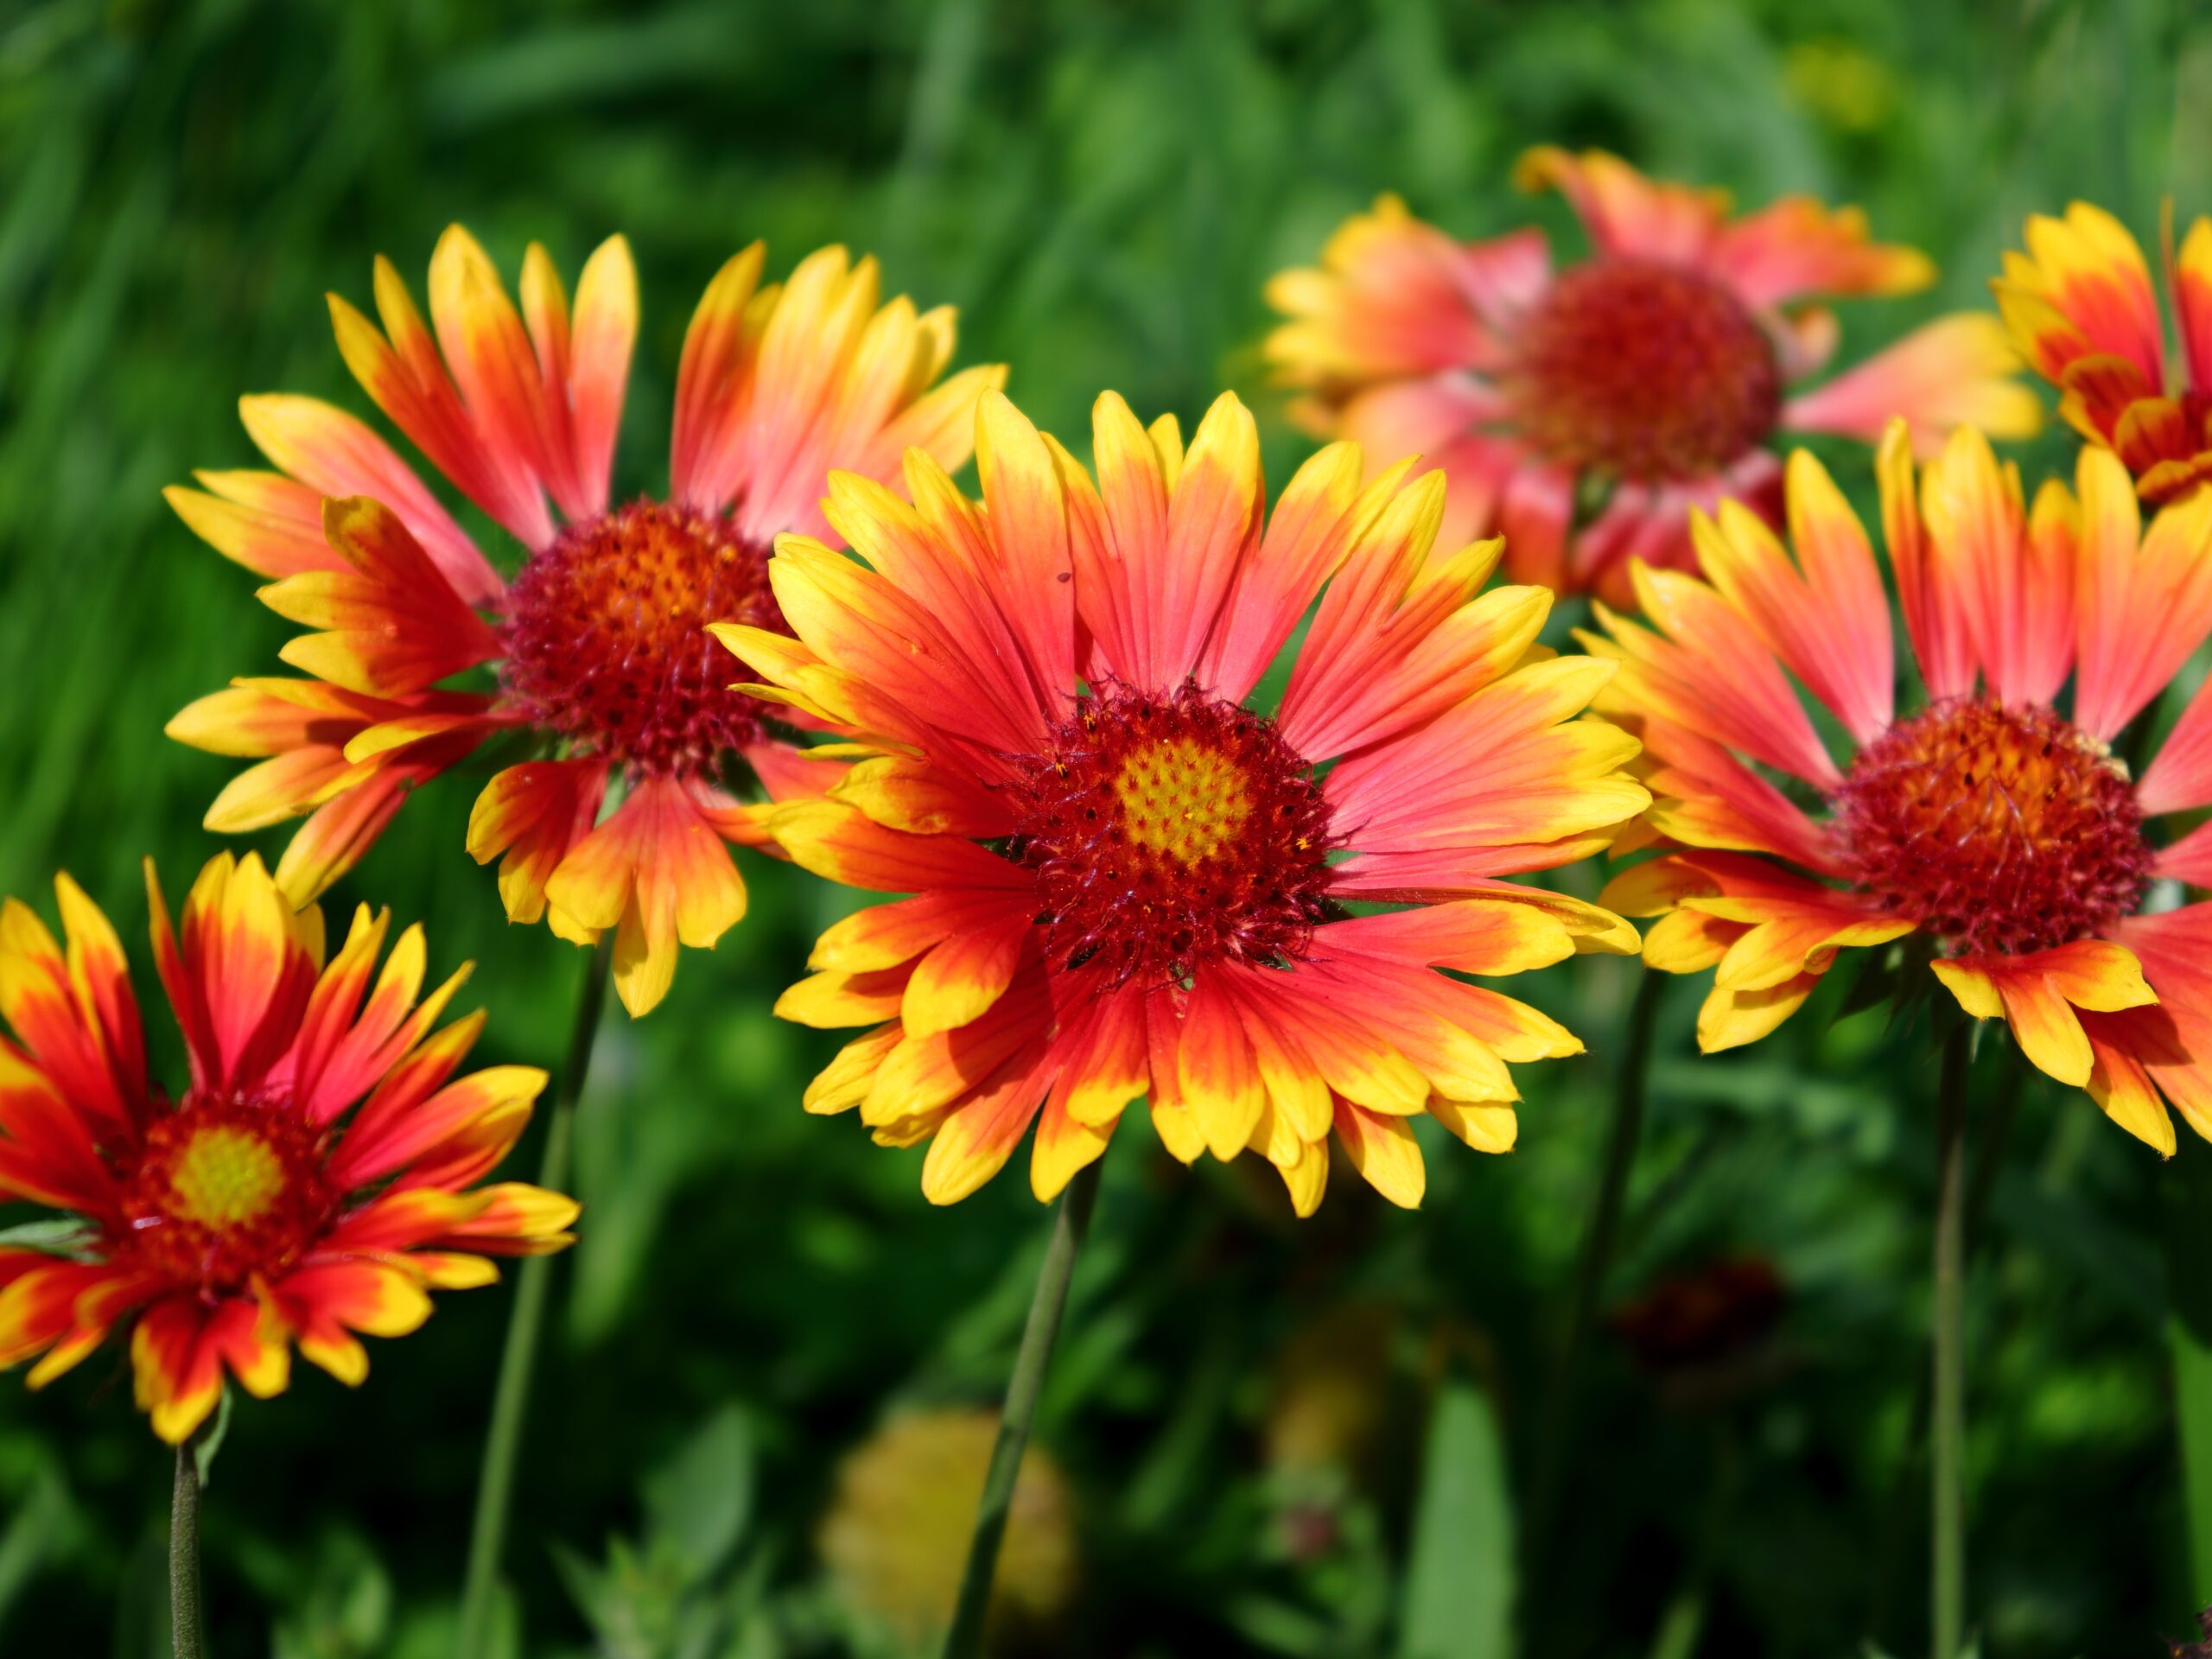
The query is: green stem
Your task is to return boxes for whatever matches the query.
[2164,1133,2212,1605]
[1931,1025,1972,1659]
[456,938,611,1659]
[170,1443,205,1659]
[1869,1054,2018,1639]
[941,1157,1103,1659]
[1531,968,1662,1560]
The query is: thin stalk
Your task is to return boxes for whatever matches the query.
[1930,1025,1973,1659]
[170,1443,205,1659]
[1869,1056,2018,1639]
[942,1157,1103,1659]
[2164,1133,2212,1604]
[1531,968,1663,1560]
[457,938,612,1659]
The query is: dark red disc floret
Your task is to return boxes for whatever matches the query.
[1503,259,1783,480]
[1009,683,1339,988]
[501,499,789,776]
[1834,696,2152,957]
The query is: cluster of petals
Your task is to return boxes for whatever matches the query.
[719,388,1649,1213]
[1996,200,2212,503]
[166,226,1001,1015]
[1266,146,2039,604]
[1591,420,2212,1153]
[0,852,575,1443]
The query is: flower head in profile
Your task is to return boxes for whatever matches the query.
[1266,147,2040,604]
[719,390,1647,1213]
[1592,423,2212,1152]
[167,229,1002,1014]
[1996,200,2212,503]
[0,852,575,1443]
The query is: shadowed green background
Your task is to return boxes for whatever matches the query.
[0,0,2205,1654]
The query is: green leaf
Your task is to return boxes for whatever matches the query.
[1397,1382,1516,1659]
[0,1217,98,1258]
[643,1406,755,1590]
[192,1387,234,1488]
[270,1532,393,1659]
[0,1457,69,1639]
[549,1541,624,1647]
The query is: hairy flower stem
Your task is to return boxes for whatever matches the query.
[457,938,612,1659]
[1531,968,1662,1565]
[170,1443,206,1659]
[942,1157,1103,1659]
[1931,1024,1973,1659]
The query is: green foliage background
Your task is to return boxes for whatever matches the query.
[0,0,2207,1653]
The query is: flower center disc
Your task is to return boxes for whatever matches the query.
[1012,685,1336,986]
[1504,259,1782,480]
[118,1098,334,1291]
[502,499,786,775]
[1834,697,2152,957]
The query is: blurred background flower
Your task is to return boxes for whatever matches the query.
[817,1408,1077,1653]
[0,0,2203,1654]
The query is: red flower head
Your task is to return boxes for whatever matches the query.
[1592,423,2212,1153]
[721,390,1649,1213]
[1267,148,2041,606]
[0,852,575,1442]
[1996,200,2212,504]
[168,230,1003,1014]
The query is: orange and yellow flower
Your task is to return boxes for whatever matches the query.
[1266,147,2040,605]
[168,228,1003,1015]
[0,851,575,1443]
[719,389,1649,1213]
[1592,421,2212,1152]
[1996,200,2212,503]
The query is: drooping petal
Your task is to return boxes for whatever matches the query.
[466,760,611,926]
[543,776,748,1018]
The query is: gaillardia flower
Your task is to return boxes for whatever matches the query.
[1265,147,2040,605]
[718,390,1648,1212]
[168,228,1002,1014]
[1592,422,2212,1152]
[0,852,575,1443]
[1996,200,2212,503]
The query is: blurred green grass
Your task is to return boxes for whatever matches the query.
[0,0,2205,1653]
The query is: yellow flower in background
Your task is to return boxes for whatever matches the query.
[819,1409,1077,1649]
[725,390,1646,1215]
[1996,200,2212,503]
[0,852,575,1443]
[167,228,1002,1015]
[1592,423,2212,1153]
[1783,39,1900,134]
[1266,147,2039,605]
[1265,1302,1397,1479]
